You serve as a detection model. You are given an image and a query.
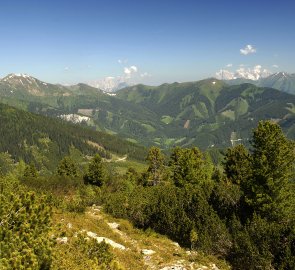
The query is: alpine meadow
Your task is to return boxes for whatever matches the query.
[0,1,294,270]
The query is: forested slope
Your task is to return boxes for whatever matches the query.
[0,103,146,170]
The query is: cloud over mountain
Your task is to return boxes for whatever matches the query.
[215,65,271,80]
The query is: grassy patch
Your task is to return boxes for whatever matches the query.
[161,115,174,124]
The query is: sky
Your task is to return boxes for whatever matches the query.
[0,0,294,86]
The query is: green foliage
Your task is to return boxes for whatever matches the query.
[223,144,251,186]
[169,147,213,194]
[0,102,147,170]
[52,232,123,270]
[0,152,14,176]
[210,169,242,220]
[2,77,295,151]
[190,229,198,249]
[57,156,79,177]
[246,121,295,220]
[105,185,231,255]
[0,177,54,269]
[24,163,38,179]
[84,154,107,187]
[104,121,294,269]
[74,234,114,266]
[145,146,166,185]
[228,214,295,270]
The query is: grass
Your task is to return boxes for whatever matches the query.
[126,138,138,144]
[286,103,295,113]
[161,115,174,124]
[106,159,148,175]
[221,110,235,121]
[52,207,230,270]
[141,123,156,133]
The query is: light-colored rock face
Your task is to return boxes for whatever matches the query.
[107,222,120,229]
[56,237,68,244]
[141,249,155,255]
[86,231,126,250]
[59,114,91,124]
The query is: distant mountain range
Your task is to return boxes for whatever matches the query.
[225,72,295,95]
[0,73,294,150]
[88,76,131,92]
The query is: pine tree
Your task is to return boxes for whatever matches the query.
[146,147,165,186]
[247,121,295,220]
[0,152,14,176]
[169,147,211,188]
[224,144,251,186]
[24,163,38,178]
[57,156,78,177]
[0,183,54,269]
[84,154,107,187]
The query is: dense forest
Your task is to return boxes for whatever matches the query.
[0,103,147,171]
[0,120,294,269]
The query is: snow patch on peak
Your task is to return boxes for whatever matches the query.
[12,73,31,78]
[89,76,131,92]
[2,73,35,82]
[216,65,271,81]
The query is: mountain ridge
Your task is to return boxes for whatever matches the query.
[225,72,295,94]
[1,73,294,150]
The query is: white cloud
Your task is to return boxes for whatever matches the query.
[130,66,137,72]
[118,59,122,64]
[240,44,256,55]
[64,67,70,71]
[89,64,143,92]
[140,72,151,78]
[124,65,138,77]
[215,64,271,80]
[272,64,279,68]
[226,63,233,67]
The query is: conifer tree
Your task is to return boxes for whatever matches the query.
[0,186,54,269]
[24,163,38,178]
[169,147,210,188]
[146,147,165,186]
[247,121,295,220]
[84,154,107,187]
[224,144,251,186]
[57,156,78,177]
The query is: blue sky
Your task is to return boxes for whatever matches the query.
[0,0,294,85]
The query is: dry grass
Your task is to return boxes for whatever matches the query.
[51,207,230,270]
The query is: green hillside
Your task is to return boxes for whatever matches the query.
[117,80,295,148]
[1,75,294,150]
[0,103,146,171]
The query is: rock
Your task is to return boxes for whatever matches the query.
[108,222,120,229]
[86,231,126,250]
[67,223,72,229]
[173,242,180,247]
[160,266,186,270]
[210,264,220,270]
[141,249,155,255]
[56,237,68,244]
